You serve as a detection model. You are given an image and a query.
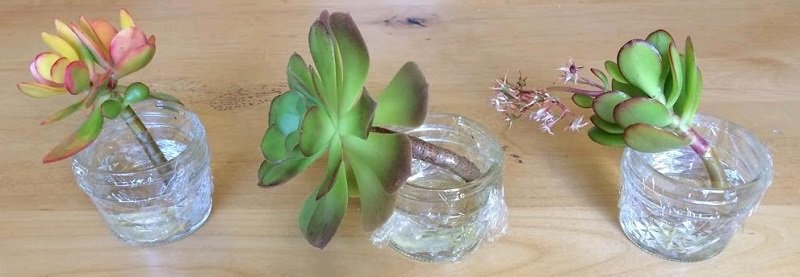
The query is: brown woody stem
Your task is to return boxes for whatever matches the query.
[371,126,482,182]
[119,105,170,169]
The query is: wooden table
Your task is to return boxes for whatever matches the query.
[1,1,798,275]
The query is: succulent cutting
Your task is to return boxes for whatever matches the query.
[260,11,480,249]
[17,9,178,165]
[490,30,726,188]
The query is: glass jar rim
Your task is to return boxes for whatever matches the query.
[626,113,773,193]
[72,100,205,176]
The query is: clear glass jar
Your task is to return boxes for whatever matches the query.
[72,99,214,246]
[619,114,773,262]
[371,113,508,262]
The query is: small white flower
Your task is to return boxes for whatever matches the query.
[565,115,590,131]
[558,59,584,84]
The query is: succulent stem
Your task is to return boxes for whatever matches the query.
[544,86,604,97]
[371,126,482,182]
[119,105,170,170]
[680,126,727,188]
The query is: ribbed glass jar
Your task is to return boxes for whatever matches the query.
[372,113,508,262]
[72,99,213,246]
[619,114,773,262]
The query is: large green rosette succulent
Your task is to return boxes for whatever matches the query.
[259,11,429,249]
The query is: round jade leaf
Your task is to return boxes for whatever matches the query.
[623,123,689,153]
[572,94,593,109]
[590,115,623,134]
[100,99,122,119]
[123,82,150,106]
[613,97,673,128]
[617,39,664,101]
[587,126,625,147]
[592,91,631,123]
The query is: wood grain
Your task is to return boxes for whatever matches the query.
[1,0,798,275]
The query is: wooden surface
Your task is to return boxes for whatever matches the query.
[1,1,798,276]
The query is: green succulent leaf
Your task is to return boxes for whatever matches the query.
[315,141,343,200]
[101,99,123,119]
[339,89,376,139]
[373,62,428,127]
[571,94,593,109]
[613,97,673,128]
[590,68,610,90]
[645,29,674,84]
[123,82,150,106]
[309,20,339,113]
[40,100,83,125]
[341,133,412,194]
[674,37,702,127]
[299,106,335,156]
[285,131,301,151]
[329,13,369,112]
[269,90,307,135]
[149,92,183,105]
[342,139,396,231]
[604,60,627,84]
[665,42,685,108]
[589,115,623,134]
[299,158,348,249]
[592,91,631,123]
[262,125,290,162]
[258,152,320,187]
[612,79,649,98]
[587,126,625,147]
[287,54,317,99]
[624,123,690,153]
[617,39,664,102]
[43,106,104,163]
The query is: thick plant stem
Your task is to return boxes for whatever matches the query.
[684,127,727,189]
[119,105,169,168]
[371,127,481,182]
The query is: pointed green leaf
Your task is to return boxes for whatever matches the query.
[43,107,104,163]
[665,42,684,108]
[604,60,627,83]
[589,115,623,134]
[330,12,369,112]
[624,123,689,153]
[592,91,630,123]
[373,62,428,127]
[261,125,289,162]
[339,89,376,138]
[617,39,664,102]
[612,79,648,98]
[308,20,338,113]
[591,68,610,90]
[258,152,321,187]
[285,130,300,151]
[587,126,625,147]
[299,161,348,249]
[674,37,702,127]
[123,82,150,106]
[316,142,343,200]
[645,29,674,84]
[613,97,673,128]
[572,94,593,109]
[343,149,395,231]
[101,99,123,119]
[299,106,335,156]
[17,82,67,98]
[341,133,412,194]
[287,54,317,99]
[40,100,84,125]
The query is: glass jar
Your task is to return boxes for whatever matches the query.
[72,99,214,246]
[619,114,773,262]
[371,113,508,262]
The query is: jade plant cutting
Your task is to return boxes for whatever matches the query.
[17,9,178,165]
[260,11,480,248]
[490,30,726,188]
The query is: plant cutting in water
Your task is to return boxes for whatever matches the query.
[489,30,727,188]
[17,9,179,165]
[259,11,481,249]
